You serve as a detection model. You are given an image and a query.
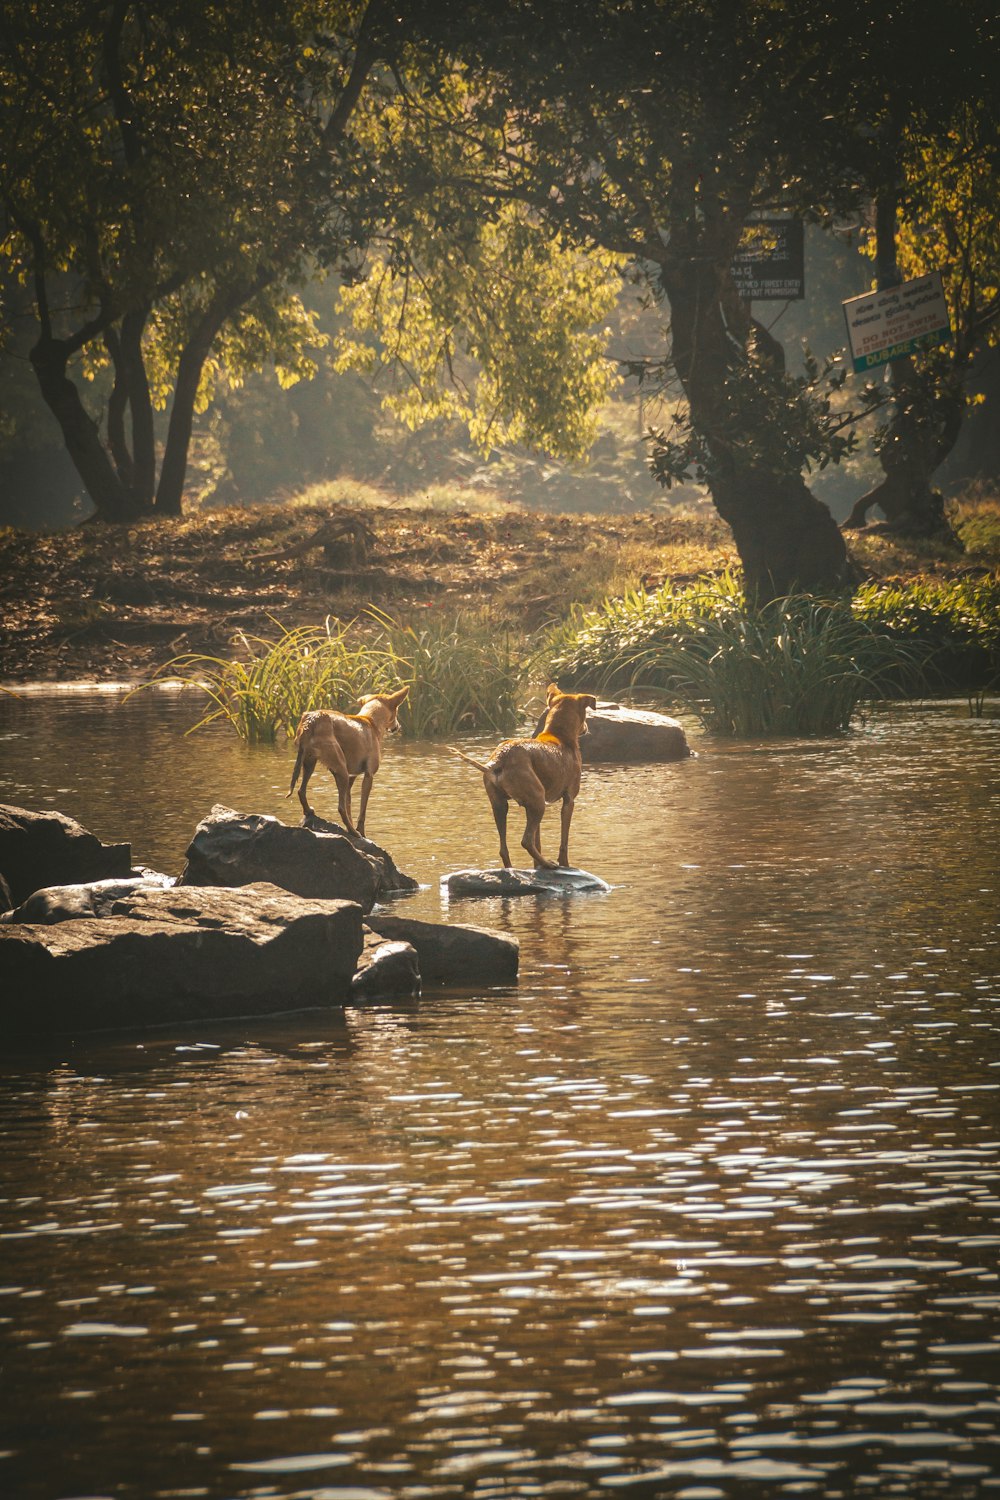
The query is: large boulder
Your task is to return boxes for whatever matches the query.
[535,701,691,762]
[181,805,385,911]
[0,803,132,911]
[302,811,418,895]
[365,911,518,986]
[0,882,364,1034]
[583,702,691,761]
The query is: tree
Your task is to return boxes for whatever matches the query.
[407,0,999,599]
[844,107,1000,533]
[0,0,396,522]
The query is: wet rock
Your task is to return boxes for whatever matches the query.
[0,803,132,910]
[442,867,611,897]
[351,936,421,1001]
[181,804,382,911]
[0,882,364,1034]
[536,701,691,762]
[301,811,418,895]
[1,875,173,925]
[365,911,518,986]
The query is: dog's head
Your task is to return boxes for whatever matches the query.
[544,683,597,739]
[359,685,409,733]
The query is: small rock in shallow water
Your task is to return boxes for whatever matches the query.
[442,867,611,898]
[351,938,421,1000]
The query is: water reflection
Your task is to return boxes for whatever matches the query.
[0,692,998,1497]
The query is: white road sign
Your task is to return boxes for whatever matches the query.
[843,271,951,373]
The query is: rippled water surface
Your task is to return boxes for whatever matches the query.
[1,690,998,1499]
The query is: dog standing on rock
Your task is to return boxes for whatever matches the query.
[287,687,409,837]
[450,685,597,869]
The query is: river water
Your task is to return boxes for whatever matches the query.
[1,689,998,1500]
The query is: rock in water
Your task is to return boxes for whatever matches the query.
[364,912,518,985]
[0,882,364,1034]
[0,803,132,911]
[351,937,421,1000]
[181,804,382,910]
[301,811,418,894]
[442,867,611,897]
[534,701,691,762]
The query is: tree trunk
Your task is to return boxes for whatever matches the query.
[658,195,854,603]
[121,307,156,507]
[844,184,963,545]
[713,465,856,602]
[30,334,143,523]
[155,289,242,515]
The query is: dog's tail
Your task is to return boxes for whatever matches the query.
[286,714,310,798]
[286,743,303,799]
[447,745,493,774]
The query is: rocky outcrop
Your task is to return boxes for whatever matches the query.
[0,882,364,1034]
[365,911,518,986]
[181,805,387,910]
[442,866,611,897]
[535,701,691,762]
[0,803,520,1032]
[0,803,132,911]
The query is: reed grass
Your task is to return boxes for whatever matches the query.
[143,609,527,742]
[549,574,936,736]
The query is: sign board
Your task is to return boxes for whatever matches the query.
[731,217,804,300]
[843,271,951,373]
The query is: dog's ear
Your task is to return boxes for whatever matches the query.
[388,685,410,705]
[546,682,562,703]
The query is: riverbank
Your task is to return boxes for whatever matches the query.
[2,485,997,684]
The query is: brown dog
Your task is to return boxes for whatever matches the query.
[450,684,597,869]
[287,686,409,836]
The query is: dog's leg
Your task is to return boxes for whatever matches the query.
[485,776,513,867]
[512,774,560,870]
[356,771,373,839]
[520,788,556,869]
[297,753,318,818]
[557,793,575,868]
[335,770,358,836]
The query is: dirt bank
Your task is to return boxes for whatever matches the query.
[0,500,734,684]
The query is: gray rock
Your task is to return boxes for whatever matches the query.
[302,811,418,894]
[181,804,381,911]
[0,882,364,1034]
[0,803,132,910]
[365,912,518,986]
[351,936,421,1000]
[535,701,691,762]
[1,877,162,925]
[442,866,611,897]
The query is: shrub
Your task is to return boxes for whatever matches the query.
[549,575,941,736]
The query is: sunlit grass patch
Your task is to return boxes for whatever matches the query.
[142,608,528,743]
[546,572,991,736]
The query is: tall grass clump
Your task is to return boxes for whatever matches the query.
[145,609,527,742]
[551,575,932,736]
[368,608,524,738]
[141,619,395,743]
[852,575,1000,695]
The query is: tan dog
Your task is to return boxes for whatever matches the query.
[287,687,409,836]
[450,684,597,869]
